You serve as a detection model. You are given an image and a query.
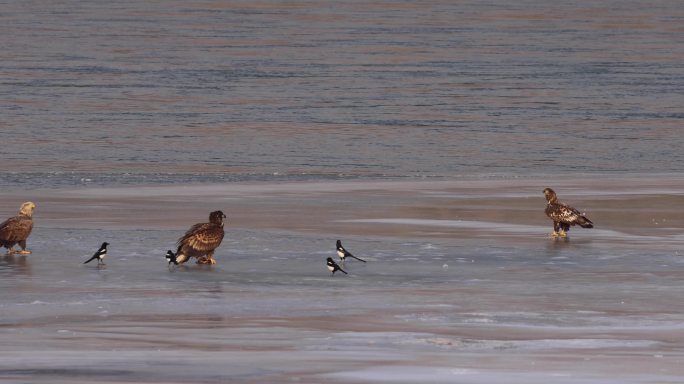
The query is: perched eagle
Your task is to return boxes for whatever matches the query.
[0,202,36,255]
[175,210,226,265]
[543,188,593,237]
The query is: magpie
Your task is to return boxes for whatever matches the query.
[327,257,347,276]
[165,250,178,265]
[165,247,188,266]
[336,240,366,263]
[84,242,108,265]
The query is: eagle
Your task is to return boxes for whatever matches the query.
[0,202,36,255]
[543,188,593,237]
[175,210,226,265]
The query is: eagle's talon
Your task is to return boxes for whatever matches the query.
[196,256,217,265]
[18,250,31,255]
[549,232,559,238]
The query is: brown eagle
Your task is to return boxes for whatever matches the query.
[0,202,36,255]
[543,188,593,237]
[175,210,226,265]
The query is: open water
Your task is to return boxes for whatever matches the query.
[1,0,683,188]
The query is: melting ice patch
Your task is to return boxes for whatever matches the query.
[322,366,647,384]
[339,218,684,244]
[315,331,661,355]
[324,366,480,383]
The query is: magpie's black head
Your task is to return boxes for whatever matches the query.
[101,242,109,248]
[326,257,334,263]
[336,240,342,248]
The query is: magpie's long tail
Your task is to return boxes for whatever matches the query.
[348,254,366,263]
[83,256,96,264]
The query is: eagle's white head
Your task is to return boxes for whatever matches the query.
[20,201,36,217]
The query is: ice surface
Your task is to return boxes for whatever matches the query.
[2,177,684,383]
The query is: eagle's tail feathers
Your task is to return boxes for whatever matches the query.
[577,216,594,228]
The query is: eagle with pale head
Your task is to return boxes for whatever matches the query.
[0,202,36,255]
[174,210,226,265]
[543,188,593,237]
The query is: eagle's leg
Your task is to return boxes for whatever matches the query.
[549,222,561,237]
[558,223,569,237]
[196,252,217,265]
[6,245,17,255]
[17,240,31,255]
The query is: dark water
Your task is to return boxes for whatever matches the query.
[1,0,683,188]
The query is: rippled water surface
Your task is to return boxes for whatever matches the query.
[2,0,683,187]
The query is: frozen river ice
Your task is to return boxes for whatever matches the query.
[2,178,684,383]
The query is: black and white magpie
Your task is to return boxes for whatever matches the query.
[165,250,178,265]
[165,247,188,266]
[84,242,108,265]
[336,240,366,263]
[327,257,347,276]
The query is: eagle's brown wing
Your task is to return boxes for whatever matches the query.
[0,215,33,243]
[546,203,593,228]
[177,222,224,252]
